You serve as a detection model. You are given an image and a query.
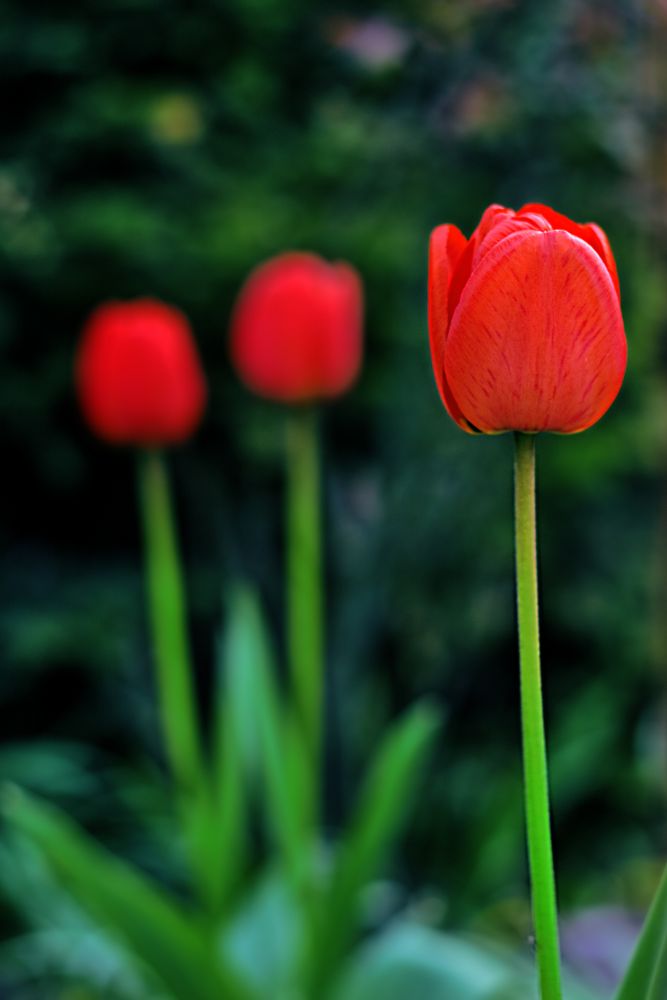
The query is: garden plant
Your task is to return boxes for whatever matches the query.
[2,201,667,999]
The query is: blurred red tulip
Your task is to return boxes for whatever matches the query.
[428,203,626,434]
[230,252,363,403]
[76,298,207,445]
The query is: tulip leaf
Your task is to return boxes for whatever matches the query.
[2,786,256,1000]
[214,585,309,883]
[332,923,525,1000]
[330,922,602,1000]
[615,863,667,1000]
[222,865,305,997]
[204,590,260,912]
[306,702,440,993]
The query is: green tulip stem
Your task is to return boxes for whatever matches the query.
[286,407,323,825]
[513,432,563,1000]
[138,449,204,797]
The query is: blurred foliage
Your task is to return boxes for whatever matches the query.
[2,0,667,996]
[0,589,444,999]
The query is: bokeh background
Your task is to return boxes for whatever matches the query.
[2,0,667,994]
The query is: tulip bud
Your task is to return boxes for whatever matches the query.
[428,203,627,434]
[76,298,207,445]
[230,252,363,403]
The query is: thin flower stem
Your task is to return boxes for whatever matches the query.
[286,407,323,826]
[138,450,225,917]
[513,432,563,1000]
[138,449,204,793]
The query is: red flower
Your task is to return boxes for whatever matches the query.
[428,203,627,434]
[76,298,207,445]
[230,252,363,403]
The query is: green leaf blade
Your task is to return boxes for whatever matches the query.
[216,586,310,882]
[615,864,667,1000]
[3,787,256,1000]
[307,702,440,993]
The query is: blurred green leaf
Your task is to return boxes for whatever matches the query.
[216,585,310,885]
[330,922,603,1000]
[0,835,147,998]
[223,866,304,998]
[0,741,102,799]
[615,863,667,1000]
[214,585,267,786]
[199,602,249,913]
[3,787,256,1000]
[0,928,146,999]
[307,702,440,992]
[331,923,525,1000]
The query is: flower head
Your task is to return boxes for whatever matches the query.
[230,252,363,403]
[76,298,207,445]
[428,203,626,434]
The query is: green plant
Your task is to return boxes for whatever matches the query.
[1,417,442,997]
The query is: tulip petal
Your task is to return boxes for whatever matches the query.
[474,203,515,242]
[582,223,621,300]
[230,252,363,402]
[445,206,513,327]
[474,214,551,269]
[448,212,552,327]
[428,224,469,427]
[76,299,207,445]
[445,230,627,434]
[519,203,620,299]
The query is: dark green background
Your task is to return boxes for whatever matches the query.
[1,0,666,984]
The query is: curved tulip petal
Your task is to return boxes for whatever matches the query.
[445,239,478,327]
[76,299,207,445]
[427,224,470,427]
[230,252,363,402]
[582,223,621,300]
[448,213,552,326]
[445,206,512,326]
[473,214,551,269]
[474,203,515,243]
[519,203,589,238]
[444,230,627,434]
[519,203,620,299]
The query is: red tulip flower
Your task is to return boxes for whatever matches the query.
[230,252,363,403]
[428,203,627,434]
[76,298,207,445]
